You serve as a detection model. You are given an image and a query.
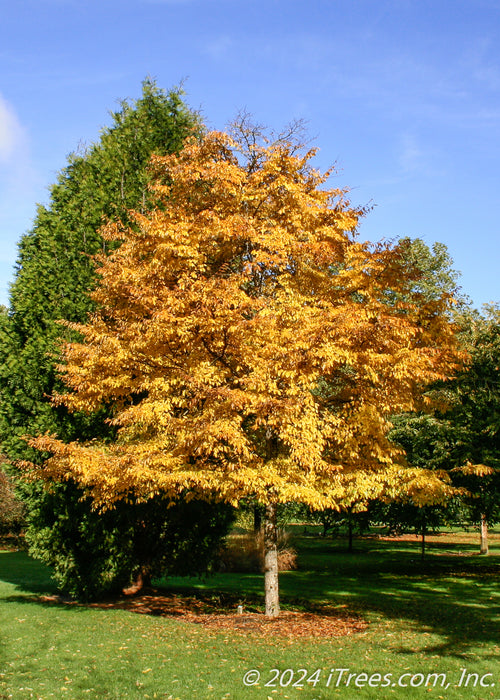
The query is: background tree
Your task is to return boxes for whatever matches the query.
[308,238,466,552]
[31,129,459,617]
[395,237,464,306]
[373,245,499,556]
[358,238,468,555]
[447,309,500,553]
[384,413,463,557]
[307,504,371,549]
[1,80,234,595]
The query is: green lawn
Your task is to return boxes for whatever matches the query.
[1,530,499,699]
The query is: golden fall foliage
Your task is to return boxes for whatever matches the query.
[31,130,459,511]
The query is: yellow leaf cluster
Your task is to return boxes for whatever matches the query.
[29,131,460,510]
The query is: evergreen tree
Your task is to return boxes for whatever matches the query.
[0,80,233,597]
[3,79,199,455]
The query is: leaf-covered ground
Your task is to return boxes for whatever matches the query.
[39,589,368,639]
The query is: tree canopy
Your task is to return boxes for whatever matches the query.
[30,129,461,615]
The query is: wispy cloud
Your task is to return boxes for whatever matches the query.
[397,131,447,180]
[0,93,37,193]
[398,133,425,174]
[0,95,25,164]
[0,95,39,266]
[203,36,234,60]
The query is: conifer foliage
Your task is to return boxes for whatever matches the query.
[3,79,198,456]
[32,129,459,615]
[2,81,236,597]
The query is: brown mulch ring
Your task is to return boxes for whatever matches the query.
[38,590,367,639]
[0,535,25,551]
[191,609,367,638]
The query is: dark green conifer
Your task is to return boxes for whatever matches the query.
[0,80,234,598]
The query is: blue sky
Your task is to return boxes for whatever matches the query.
[1,0,499,309]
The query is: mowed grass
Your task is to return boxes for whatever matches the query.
[1,529,499,700]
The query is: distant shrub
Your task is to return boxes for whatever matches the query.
[0,467,25,536]
[219,530,297,573]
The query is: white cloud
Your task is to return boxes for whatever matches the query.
[0,95,38,273]
[204,36,234,60]
[0,95,25,164]
[396,131,447,181]
[399,133,424,174]
[0,94,35,184]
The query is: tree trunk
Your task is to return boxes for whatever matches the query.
[264,502,280,618]
[480,513,489,555]
[347,511,354,553]
[421,517,426,562]
[122,566,151,596]
[253,504,263,533]
[322,519,328,538]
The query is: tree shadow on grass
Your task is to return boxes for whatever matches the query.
[0,594,102,617]
[2,546,499,657]
[0,550,57,595]
[279,564,500,657]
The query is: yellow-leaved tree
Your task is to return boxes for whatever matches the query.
[31,128,459,617]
